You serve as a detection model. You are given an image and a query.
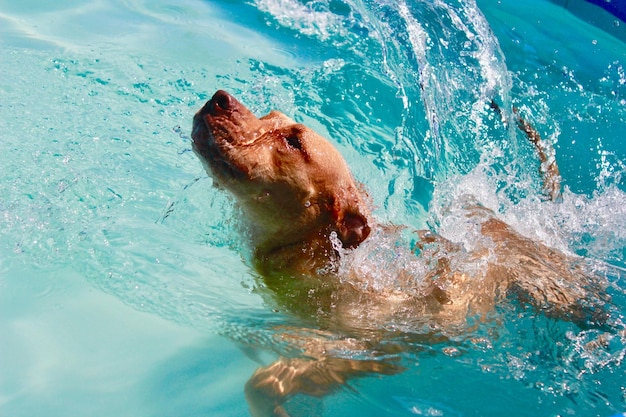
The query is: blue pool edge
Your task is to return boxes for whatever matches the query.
[550,0,626,42]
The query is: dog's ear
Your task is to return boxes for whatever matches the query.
[335,208,370,249]
[338,210,370,249]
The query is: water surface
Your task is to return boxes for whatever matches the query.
[1,0,625,416]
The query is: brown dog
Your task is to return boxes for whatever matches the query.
[191,90,605,416]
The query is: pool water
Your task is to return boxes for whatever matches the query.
[1,0,625,416]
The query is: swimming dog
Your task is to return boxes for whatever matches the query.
[191,90,605,417]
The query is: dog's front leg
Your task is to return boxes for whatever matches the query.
[245,355,402,417]
[245,375,291,417]
[244,357,327,417]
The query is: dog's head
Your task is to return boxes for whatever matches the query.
[192,90,370,253]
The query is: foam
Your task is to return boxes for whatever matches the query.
[254,0,349,40]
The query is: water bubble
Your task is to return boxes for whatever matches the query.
[442,346,461,356]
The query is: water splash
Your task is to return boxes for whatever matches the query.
[254,0,351,41]
[246,1,626,407]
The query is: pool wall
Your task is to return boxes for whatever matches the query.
[550,0,626,41]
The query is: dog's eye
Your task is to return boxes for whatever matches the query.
[285,134,303,151]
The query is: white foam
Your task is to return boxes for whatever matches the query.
[430,161,626,268]
[254,0,348,40]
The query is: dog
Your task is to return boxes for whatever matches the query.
[191,90,606,417]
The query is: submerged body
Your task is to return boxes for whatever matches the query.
[191,90,605,416]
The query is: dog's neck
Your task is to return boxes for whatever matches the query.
[252,223,367,279]
[247,189,372,277]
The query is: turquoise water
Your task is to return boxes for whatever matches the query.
[1,0,625,416]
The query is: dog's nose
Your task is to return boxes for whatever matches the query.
[212,90,233,111]
[199,90,234,116]
[197,90,235,118]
